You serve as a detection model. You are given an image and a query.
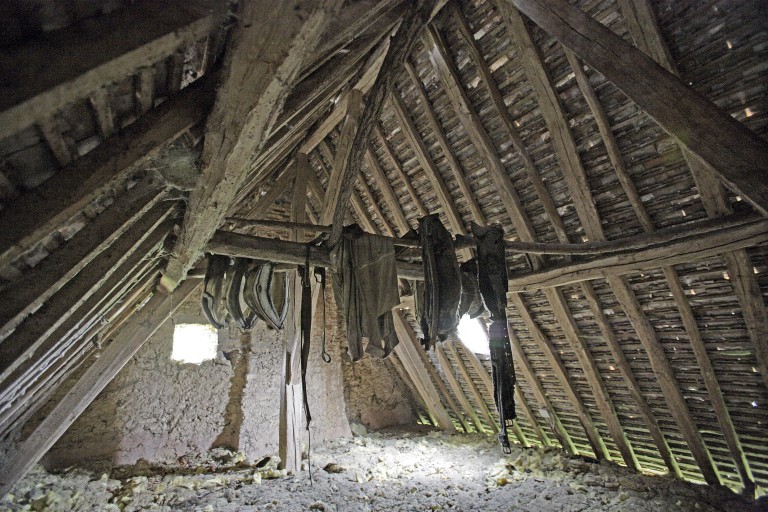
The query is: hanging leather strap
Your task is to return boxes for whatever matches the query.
[299,249,312,428]
[314,267,331,363]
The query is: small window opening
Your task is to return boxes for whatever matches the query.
[171,323,218,364]
[457,315,490,355]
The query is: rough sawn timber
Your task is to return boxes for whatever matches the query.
[161,0,342,290]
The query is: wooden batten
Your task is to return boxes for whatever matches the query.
[372,124,428,218]
[0,279,202,496]
[443,340,500,435]
[364,149,411,235]
[435,343,486,433]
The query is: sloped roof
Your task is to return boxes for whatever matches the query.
[0,0,766,498]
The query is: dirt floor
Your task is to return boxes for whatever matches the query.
[1,427,758,511]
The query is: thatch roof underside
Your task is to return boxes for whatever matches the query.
[0,0,766,498]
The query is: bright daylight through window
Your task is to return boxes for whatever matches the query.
[171,323,218,364]
[456,315,489,355]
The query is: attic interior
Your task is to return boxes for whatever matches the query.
[0,0,767,510]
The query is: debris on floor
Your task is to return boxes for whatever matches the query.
[1,429,755,511]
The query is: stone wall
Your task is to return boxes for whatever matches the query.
[42,288,354,469]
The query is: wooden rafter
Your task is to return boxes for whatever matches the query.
[402,59,485,226]
[0,279,201,496]
[421,25,537,243]
[365,150,411,235]
[0,76,215,270]
[434,343,484,433]
[372,124,428,218]
[506,0,768,215]
[162,0,342,290]
[0,0,219,140]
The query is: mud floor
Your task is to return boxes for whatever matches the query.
[1,427,757,512]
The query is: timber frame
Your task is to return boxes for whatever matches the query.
[0,0,766,499]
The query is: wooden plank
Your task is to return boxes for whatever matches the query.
[607,275,721,485]
[435,343,485,433]
[416,342,472,433]
[421,26,537,243]
[0,203,174,382]
[0,0,218,140]
[402,60,485,226]
[664,266,754,488]
[357,176,395,237]
[443,340,499,435]
[389,352,433,425]
[372,124,428,218]
[89,88,116,139]
[508,327,577,453]
[392,310,457,432]
[365,150,410,235]
[544,287,639,469]
[507,218,768,292]
[167,51,186,95]
[509,293,608,459]
[299,37,392,154]
[0,279,201,496]
[207,231,424,281]
[241,165,298,221]
[506,0,768,215]
[38,117,74,168]
[515,384,551,447]
[326,3,427,247]
[162,0,342,290]
[0,177,166,337]
[499,5,604,241]
[134,67,155,115]
[0,75,215,270]
[580,281,681,476]
[449,5,570,241]
[320,89,366,224]
[388,91,465,237]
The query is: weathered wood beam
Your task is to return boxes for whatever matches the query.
[507,218,768,292]
[499,4,604,241]
[320,89,366,224]
[443,340,500,435]
[358,176,396,237]
[373,124,428,218]
[402,60,485,226]
[607,275,721,485]
[162,0,342,290]
[392,310,457,432]
[509,293,608,459]
[0,0,218,140]
[0,203,174,382]
[326,3,429,247]
[435,343,486,433]
[508,326,576,453]
[0,75,215,270]
[389,352,434,425]
[579,281,681,476]
[388,91,468,246]
[543,287,639,469]
[506,0,768,215]
[449,5,569,241]
[365,150,411,235]
[299,37,392,154]
[317,140,378,233]
[207,231,423,281]
[239,165,298,223]
[515,384,551,447]
[134,67,155,115]
[0,279,201,496]
[0,177,165,338]
[421,25,538,244]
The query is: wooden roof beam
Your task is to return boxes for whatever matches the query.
[448,4,568,242]
[0,75,215,270]
[0,202,175,384]
[434,342,485,433]
[0,279,201,496]
[509,293,609,460]
[402,60,485,226]
[0,0,219,140]
[506,0,768,215]
[509,326,577,453]
[421,25,537,244]
[392,310,457,432]
[162,0,342,290]
[365,150,411,235]
[325,4,429,247]
[507,218,768,292]
[372,124,428,218]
